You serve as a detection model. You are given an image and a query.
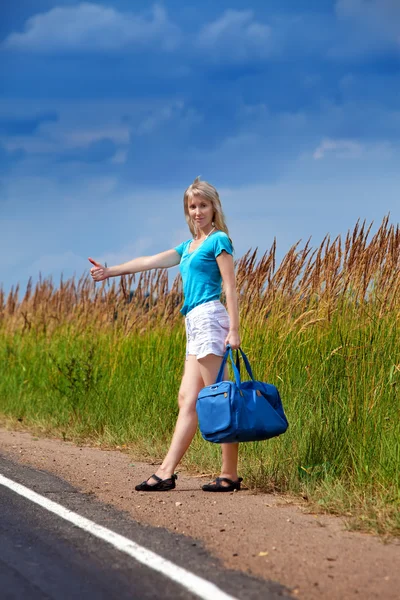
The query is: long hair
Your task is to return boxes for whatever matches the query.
[183,177,231,240]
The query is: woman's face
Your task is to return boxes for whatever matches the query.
[187,194,214,230]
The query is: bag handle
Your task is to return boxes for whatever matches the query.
[221,347,255,382]
[235,348,255,381]
[215,346,242,387]
[215,346,255,386]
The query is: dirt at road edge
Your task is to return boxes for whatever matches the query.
[0,428,398,600]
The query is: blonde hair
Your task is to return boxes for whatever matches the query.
[183,177,231,240]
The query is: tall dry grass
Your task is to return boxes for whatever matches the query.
[1,215,399,534]
[2,216,399,335]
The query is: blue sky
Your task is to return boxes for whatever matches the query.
[1,1,399,294]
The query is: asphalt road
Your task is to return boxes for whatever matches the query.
[0,455,290,600]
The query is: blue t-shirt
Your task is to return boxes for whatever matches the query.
[174,231,233,316]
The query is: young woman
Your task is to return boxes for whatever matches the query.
[89,177,242,492]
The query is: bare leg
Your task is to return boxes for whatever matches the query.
[197,354,240,484]
[146,355,204,483]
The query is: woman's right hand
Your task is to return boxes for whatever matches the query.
[88,257,109,282]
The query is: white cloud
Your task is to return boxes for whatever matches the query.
[2,125,131,155]
[111,149,128,164]
[2,137,55,155]
[196,10,272,63]
[2,3,180,53]
[65,127,130,147]
[333,0,400,55]
[313,138,363,160]
[0,99,190,159]
[336,0,400,22]
[135,101,186,135]
[313,138,394,160]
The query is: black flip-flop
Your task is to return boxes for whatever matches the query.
[135,473,177,492]
[202,476,243,492]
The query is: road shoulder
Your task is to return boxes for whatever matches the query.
[0,427,398,600]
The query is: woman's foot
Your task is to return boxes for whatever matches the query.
[202,476,242,492]
[135,473,177,492]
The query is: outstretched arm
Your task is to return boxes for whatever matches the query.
[216,251,241,350]
[89,249,180,282]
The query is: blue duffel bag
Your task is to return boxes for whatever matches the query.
[196,346,288,443]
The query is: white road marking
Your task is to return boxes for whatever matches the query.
[0,473,238,600]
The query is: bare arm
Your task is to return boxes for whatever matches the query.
[89,249,180,282]
[216,251,241,349]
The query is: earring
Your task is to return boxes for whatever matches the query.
[212,221,215,227]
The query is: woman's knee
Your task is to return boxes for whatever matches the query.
[177,389,197,412]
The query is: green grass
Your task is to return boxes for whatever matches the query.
[1,301,399,536]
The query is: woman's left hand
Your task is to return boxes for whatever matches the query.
[225,329,241,350]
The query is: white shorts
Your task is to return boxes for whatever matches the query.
[185,300,230,360]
